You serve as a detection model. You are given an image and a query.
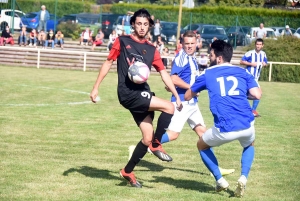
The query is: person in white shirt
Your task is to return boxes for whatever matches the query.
[255,23,266,39]
[38,5,50,32]
[80,27,93,46]
[281,25,293,36]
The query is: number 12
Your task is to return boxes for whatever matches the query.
[216,76,239,96]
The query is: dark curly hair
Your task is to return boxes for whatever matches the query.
[130,8,154,27]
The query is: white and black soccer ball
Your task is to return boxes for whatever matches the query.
[128,61,150,84]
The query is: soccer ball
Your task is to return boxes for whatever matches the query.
[128,61,150,84]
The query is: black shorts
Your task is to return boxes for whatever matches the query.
[120,91,155,126]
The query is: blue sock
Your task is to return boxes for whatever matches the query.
[241,146,255,178]
[161,132,170,144]
[200,149,221,180]
[252,100,260,111]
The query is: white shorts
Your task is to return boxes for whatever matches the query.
[202,121,255,148]
[168,101,205,133]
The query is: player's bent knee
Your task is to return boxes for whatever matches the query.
[197,137,210,150]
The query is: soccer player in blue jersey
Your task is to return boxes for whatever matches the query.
[158,30,234,175]
[185,40,262,197]
[240,38,267,117]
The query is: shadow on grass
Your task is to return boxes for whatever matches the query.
[137,160,208,176]
[150,175,235,196]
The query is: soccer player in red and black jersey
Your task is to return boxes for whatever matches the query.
[90,8,182,188]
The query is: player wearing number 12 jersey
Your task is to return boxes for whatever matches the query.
[90,8,182,188]
[185,40,262,197]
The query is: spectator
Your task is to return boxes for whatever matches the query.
[174,33,184,55]
[29,29,38,47]
[0,26,14,46]
[80,26,93,46]
[91,28,104,51]
[208,37,218,54]
[196,33,203,54]
[145,32,152,43]
[161,47,170,68]
[150,15,155,41]
[18,26,27,47]
[38,29,46,48]
[45,29,55,49]
[198,53,209,71]
[255,23,266,39]
[122,11,133,35]
[107,30,117,51]
[55,30,64,49]
[37,5,50,32]
[156,35,164,54]
[153,19,161,42]
[281,25,293,36]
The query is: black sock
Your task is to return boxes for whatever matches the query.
[153,112,173,147]
[124,141,148,173]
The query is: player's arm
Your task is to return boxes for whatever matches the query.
[171,74,190,89]
[160,70,182,110]
[185,74,206,101]
[153,50,182,110]
[248,87,262,100]
[90,38,120,103]
[240,54,257,67]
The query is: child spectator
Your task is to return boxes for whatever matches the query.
[55,30,64,49]
[107,30,117,51]
[38,29,46,47]
[91,28,104,51]
[18,26,27,46]
[29,29,38,47]
[45,29,55,49]
[161,47,170,68]
[0,26,14,46]
[80,26,93,46]
[156,35,164,54]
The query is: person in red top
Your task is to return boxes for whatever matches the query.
[0,26,14,46]
[90,8,182,188]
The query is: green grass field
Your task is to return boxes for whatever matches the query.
[0,66,299,201]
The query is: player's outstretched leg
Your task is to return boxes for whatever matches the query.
[149,112,173,162]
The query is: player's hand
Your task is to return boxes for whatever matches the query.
[262,62,267,66]
[196,92,200,97]
[176,99,183,112]
[165,86,171,92]
[90,89,98,103]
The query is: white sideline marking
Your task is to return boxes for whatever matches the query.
[1,84,98,107]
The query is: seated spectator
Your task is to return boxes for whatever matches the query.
[0,26,14,46]
[38,30,46,47]
[198,53,209,71]
[107,30,117,51]
[55,30,64,49]
[145,32,152,43]
[80,26,93,46]
[29,29,38,47]
[18,26,28,46]
[161,47,170,68]
[91,28,104,51]
[45,29,55,49]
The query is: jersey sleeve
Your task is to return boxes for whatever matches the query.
[152,49,165,72]
[107,37,121,61]
[170,52,188,76]
[190,71,206,93]
[241,51,251,62]
[263,52,268,64]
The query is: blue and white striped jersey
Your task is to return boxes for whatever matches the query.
[241,49,268,80]
[190,64,259,132]
[170,49,199,102]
